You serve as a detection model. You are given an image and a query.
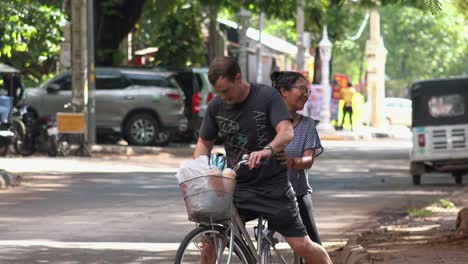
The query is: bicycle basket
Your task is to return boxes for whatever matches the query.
[180,174,236,223]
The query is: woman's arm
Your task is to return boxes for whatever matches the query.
[288,149,316,170]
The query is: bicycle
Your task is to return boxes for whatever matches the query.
[175,155,302,264]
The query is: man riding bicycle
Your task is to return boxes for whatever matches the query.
[193,56,332,264]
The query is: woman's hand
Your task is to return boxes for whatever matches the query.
[276,151,296,169]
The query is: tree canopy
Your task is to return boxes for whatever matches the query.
[0,0,66,85]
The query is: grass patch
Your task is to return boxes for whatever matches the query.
[408,208,433,218]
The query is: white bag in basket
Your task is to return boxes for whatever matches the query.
[175,155,221,184]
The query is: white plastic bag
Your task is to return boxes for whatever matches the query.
[175,155,220,184]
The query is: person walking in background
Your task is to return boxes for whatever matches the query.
[271,71,324,245]
[340,81,356,130]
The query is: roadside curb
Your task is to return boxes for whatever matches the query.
[0,169,21,190]
[90,144,195,157]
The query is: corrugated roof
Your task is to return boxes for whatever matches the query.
[217,18,298,56]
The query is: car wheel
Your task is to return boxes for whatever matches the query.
[124,113,170,146]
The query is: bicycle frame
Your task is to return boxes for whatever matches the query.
[224,205,294,264]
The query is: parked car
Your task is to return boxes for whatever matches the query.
[409,77,468,185]
[154,67,215,141]
[361,97,412,127]
[24,67,187,146]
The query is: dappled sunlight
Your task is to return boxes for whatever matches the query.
[330,193,374,198]
[0,240,181,252]
[20,183,68,188]
[86,178,128,184]
[336,167,370,173]
[140,184,178,190]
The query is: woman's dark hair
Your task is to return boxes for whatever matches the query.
[270,71,307,92]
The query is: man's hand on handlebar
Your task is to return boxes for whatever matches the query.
[248,148,273,170]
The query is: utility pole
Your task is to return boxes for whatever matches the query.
[236,9,251,80]
[71,0,86,114]
[71,0,95,154]
[86,0,96,145]
[366,8,387,128]
[256,11,264,83]
[296,0,305,72]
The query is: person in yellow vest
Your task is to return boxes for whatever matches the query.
[340,82,356,130]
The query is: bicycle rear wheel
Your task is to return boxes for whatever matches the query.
[175,225,253,264]
[261,232,302,264]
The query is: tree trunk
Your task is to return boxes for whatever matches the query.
[206,6,224,64]
[455,207,468,238]
[94,0,146,66]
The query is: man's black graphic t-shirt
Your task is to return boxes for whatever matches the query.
[199,83,292,189]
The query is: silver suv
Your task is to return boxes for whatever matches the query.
[24,67,187,146]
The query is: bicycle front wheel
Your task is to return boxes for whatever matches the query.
[175,225,253,264]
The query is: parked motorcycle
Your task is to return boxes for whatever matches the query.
[12,105,37,156]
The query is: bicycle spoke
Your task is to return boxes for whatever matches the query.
[176,227,251,264]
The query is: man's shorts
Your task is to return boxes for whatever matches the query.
[343,106,353,114]
[234,184,307,237]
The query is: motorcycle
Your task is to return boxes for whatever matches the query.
[12,105,37,156]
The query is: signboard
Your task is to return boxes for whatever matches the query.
[301,84,322,120]
[57,112,85,134]
[60,42,71,68]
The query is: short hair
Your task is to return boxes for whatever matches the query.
[270,71,307,92]
[208,56,240,85]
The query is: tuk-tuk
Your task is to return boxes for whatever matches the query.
[409,77,468,185]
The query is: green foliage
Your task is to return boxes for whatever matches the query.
[408,208,433,217]
[0,0,66,86]
[332,1,467,97]
[433,198,456,209]
[382,2,467,94]
[133,1,206,67]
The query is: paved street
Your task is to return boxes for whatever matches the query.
[0,139,463,263]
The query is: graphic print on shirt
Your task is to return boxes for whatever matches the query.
[253,110,269,148]
[215,115,248,148]
[216,116,239,133]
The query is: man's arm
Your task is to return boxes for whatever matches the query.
[193,137,216,159]
[248,120,293,169]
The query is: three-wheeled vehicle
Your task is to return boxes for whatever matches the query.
[409,77,468,185]
[0,63,20,155]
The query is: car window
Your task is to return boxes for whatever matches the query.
[428,94,465,118]
[49,74,71,91]
[126,73,175,88]
[96,74,129,90]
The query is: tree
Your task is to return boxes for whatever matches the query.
[0,0,67,85]
[134,0,206,67]
[382,2,467,96]
[333,1,468,96]
[94,0,146,66]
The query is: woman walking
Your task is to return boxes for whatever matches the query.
[271,71,324,244]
